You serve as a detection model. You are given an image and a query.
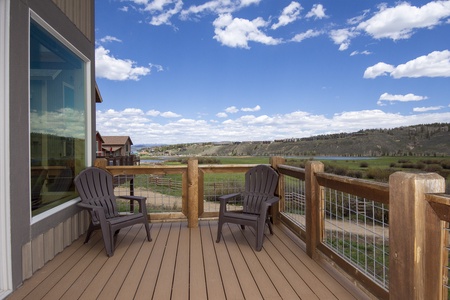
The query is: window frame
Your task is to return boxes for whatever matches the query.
[29,10,92,223]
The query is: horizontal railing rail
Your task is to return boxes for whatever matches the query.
[93,157,448,299]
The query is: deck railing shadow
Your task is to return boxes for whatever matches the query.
[96,156,450,300]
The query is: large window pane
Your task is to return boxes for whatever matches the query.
[30,19,86,216]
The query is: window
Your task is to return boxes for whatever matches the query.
[29,18,87,216]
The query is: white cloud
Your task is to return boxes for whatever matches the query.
[216,112,228,118]
[241,105,261,112]
[225,106,239,113]
[329,28,359,51]
[363,62,395,79]
[95,46,151,81]
[291,29,322,42]
[160,111,182,118]
[271,2,302,30]
[149,0,183,25]
[180,0,261,19]
[364,50,450,79]
[97,108,450,144]
[119,6,129,12]
[377,93,428,105]
[213,14,282,49]
[350,50,372,56]
[413,106,444,112]
[146,109,161,116]
[357,1,450,40]
[305,4,327,19]
[99,35,122,43]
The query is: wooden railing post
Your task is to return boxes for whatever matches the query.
[389,172,445,300]
[270,156,285,224]
[94,158,107,169]
[305,161,324,259]
[187,158,199,228]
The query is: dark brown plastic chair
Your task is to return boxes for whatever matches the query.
[74,167,151,256]
[216,165,279,251]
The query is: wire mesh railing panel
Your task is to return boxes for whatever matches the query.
[113,174,183,213]
[322,187,389,289]
[202,173,246,212]
[281,175,306,230]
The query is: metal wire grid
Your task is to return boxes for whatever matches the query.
[281,175,306,230]
[202,173,245,212]
[322,188,389,289]
[113,174,183,213]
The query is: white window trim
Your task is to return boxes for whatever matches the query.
[29,10,92,223]
[0,0,12,297]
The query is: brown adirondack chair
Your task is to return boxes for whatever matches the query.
[74,167,151,257]
[216,165,279,251]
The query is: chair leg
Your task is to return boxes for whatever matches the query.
[267,218,274,235]
[100,224,114,257]
[216,220,223,243]
[84,223,95,244]
[144,221,152,242]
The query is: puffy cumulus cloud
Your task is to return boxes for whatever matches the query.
[180,0,261,19]
[146,109,161,116]
[291,29,322,42]
[241,105,261,112]
[357,1,450,40]
[225,106,240,113]
[216,112,228,118]
[305,4,327,19]
[363,62,395,78]
[95,46,151,81]
[413,106,444,112]
[329,28,359,51]
[377,93,428,105]
[271,2,302,30]
[213,14,282,49]
[160,111,182,118]
[364,50,450,79]
[96,107,450,144]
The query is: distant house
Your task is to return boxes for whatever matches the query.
[96,131,105,157]
[101,136,133,157]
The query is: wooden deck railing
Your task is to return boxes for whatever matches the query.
[95,156,449,299]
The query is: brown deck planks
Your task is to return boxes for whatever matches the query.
[8,221,371,300]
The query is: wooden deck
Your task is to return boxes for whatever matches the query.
[8,221,372,300]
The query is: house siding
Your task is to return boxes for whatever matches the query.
[8,0,95,290]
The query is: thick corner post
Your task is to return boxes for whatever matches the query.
[305,161,324,259]
[187,158,199,228]
[389,172,445,300]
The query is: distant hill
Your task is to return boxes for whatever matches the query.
[143,123,450,157]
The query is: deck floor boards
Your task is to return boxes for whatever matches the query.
[8,221,371,300]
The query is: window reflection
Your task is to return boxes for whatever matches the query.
[30,19,86,216]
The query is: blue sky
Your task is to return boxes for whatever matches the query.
[95,0,450,145]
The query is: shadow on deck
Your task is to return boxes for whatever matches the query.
[8,221,372,299]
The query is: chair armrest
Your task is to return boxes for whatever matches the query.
[218,193,241,214]
[117,195,148,214]
[78,202,107,224]
[259,196,280,213]
[218,193,240,203]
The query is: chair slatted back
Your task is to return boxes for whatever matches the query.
[242,165,279,214]
[74,167,119,223]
